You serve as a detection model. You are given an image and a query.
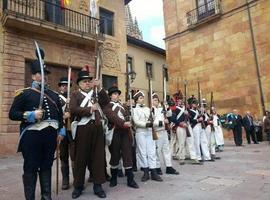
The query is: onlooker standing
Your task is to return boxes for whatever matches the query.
[263,111,270,145]
[243,111,258,144]
[227,109,243,146]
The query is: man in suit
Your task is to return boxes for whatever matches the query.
[243,111,258,144]
[228,109,243,146]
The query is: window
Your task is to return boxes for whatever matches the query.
[145,62,153,79]
[163,67,168,81]
[196,0,215,20]
[127,56,133,73]
[102,75,117,90]
[45,0,65,25]
[99,8,114,36]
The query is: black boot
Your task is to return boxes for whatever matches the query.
[93,184,106,198]
[39,170,52,200]
[22,172,37,200]
[105,170,111,182]
[141,168,150,182]
[125,168,139,189]
[156,168,163,175]
[110,168,118,187]
[166,167,179,175]
[150,169,163,182]
[72,186,83,199]
[61,161,69,190]
[117,168,124,177]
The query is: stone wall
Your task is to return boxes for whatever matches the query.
[163,0,270,118]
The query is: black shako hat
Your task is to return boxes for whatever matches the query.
[187,97,198,105]
[58,77,72,87]
[76,70,93,84]
[30,59,50,75]
[108,86,121,96]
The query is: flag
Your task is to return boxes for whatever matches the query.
[61,0,71,8]
[90,0,98,18]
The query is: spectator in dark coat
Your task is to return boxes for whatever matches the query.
[243,111,258,144]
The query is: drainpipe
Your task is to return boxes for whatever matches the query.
[246,0,265,115]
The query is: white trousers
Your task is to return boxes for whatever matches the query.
[205,126,216,155]
[215,126,225,146]
[156,130,172,168]
[176,126,197,160]
[192,124,211,161]
[170,131,179,157]
[136,130,157,169]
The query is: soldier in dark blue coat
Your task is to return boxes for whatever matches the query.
[9,59,66,200]
[58,77,73,190]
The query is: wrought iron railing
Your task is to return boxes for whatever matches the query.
[187,0,221,27]
[2,0,100,36]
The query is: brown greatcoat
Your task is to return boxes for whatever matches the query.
[103,101,133,168]
[70,88,109,187]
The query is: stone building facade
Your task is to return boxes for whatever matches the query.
[163,0,270,117]
[0,0,132,154]
[127,35,167,104]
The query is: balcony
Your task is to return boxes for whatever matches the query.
[1,0,102,45]
[186,0,221,29]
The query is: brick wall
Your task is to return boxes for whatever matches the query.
[0,27,95,155]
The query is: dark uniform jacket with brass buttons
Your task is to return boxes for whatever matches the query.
[9,87,64,135]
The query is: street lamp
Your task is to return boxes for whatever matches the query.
[128,70,136,83]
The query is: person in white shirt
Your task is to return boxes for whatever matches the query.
[152,93,179,175]
[132,90,163,182]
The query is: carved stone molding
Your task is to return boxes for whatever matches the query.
[79,0,88,12]
[102,42,121,70]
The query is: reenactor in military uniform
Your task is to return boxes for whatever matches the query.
[58,77,72,190]
[188,97,213,162]
[151,93,179,175]
[9,59,65,200]
[132,90,163,182]
[170,98,201,165]
[205,107,221,160]
[70,70,110,199]
[103,86,139,189]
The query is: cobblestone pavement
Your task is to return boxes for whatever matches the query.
[0,141,270,200]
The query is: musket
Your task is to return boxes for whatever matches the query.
[197,80,206,129]
[147,66,158,140]
[56,141,59,195]
[66,57,72,132]
[163,65,167,103]
[162,66,170,131]
[125,54,134,141]
[184,80,191,137]
[209,91,215,132]
[92,21,108,127]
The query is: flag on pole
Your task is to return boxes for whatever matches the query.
[61,0,71,8]
[90,0,98,18]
